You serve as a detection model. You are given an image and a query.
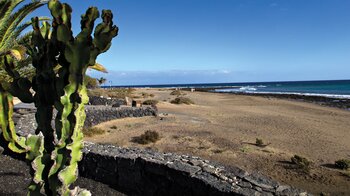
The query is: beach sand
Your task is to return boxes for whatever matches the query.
[87,88,350,194]
[13,97,21,105]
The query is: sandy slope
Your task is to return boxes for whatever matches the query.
[87,89,350,195]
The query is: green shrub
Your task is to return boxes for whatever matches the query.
[170,97,194,105]
[291,155,311,172]
[335,159,350,170]
[83,127,106,137]
[240,146,251,153]
[143,99,159,106]
[133,130,160,144]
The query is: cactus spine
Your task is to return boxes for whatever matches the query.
[0,0,118,195]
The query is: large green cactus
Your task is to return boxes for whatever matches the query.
[0,0,118,195]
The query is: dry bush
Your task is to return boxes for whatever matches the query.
[291,155,311,172]
[143,99,159,106]
[170,97,194,105]
[132,130,160,144]
[335,159,350,170]
[170,90,185,96]
[256,138,264,147]
[110,125,118,130]
[83,127,106,137]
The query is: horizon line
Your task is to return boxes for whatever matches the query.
[101,78,350,87]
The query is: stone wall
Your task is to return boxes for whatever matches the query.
[13,105,158,134]
[88,96,126,106]
[79,142,308,196]
[84,106,157,127]
[0,137,308,196]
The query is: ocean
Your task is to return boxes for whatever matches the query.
[108,80,350,99]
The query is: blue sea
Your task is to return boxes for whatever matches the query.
[109,80,350,99]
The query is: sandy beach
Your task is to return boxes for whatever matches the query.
[85,88,350,195]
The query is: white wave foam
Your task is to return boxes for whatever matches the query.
[215,86,257,92]
[214,89,350,99]
[239,86,257,91]
[252,91,350,99]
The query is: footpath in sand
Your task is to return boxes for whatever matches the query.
[80,89,349,194]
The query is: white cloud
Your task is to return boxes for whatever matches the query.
[89,69,236,85]
[220,70,231,74]
[270,3,278,7]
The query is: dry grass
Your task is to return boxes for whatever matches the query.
[141,92,155,98]
[88,88,136,98]
[170,97,194,105]
[83,127,106,137]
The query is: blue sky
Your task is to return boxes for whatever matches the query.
[30,0,350,85]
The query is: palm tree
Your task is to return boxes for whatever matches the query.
[0,0,109,82]
[98,77,107,86]
[0,0,49,82]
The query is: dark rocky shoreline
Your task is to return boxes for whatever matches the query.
[182,87,350,110]
[231,92,350,110]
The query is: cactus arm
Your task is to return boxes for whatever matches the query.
[0,86,27,153]
[0,85,47,195]
[1,81,50,195]
[2,55,34,103]
[30,16,56,150]
[49,6,99,195]
[90,9,118,66]
[48,80,75,193]
[27,133,46,196]
[58,84,89,195]
[28,16,62,196]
